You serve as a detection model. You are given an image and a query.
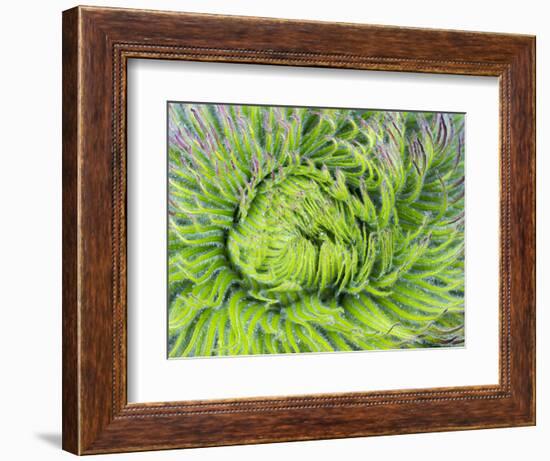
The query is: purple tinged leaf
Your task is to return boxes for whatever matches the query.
[262,111,272,133]
[252,157,259,173]
[172,131,189,151]
[190,107,208,134]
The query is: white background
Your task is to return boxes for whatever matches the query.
[0,0,547,460]
[128,60,499,402]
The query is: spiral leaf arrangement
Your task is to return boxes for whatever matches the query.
[168,103,465,357]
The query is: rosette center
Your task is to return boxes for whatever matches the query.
[227,172,366,296]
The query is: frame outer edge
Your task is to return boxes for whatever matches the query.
[498,37,536,425]
[521,36,536,425]
[62,6,81,455]
[531,36,537,425]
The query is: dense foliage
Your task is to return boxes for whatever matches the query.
[168,103,465,357]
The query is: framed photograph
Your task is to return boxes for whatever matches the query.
[62,5,536,455]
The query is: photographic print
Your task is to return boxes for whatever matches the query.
[167,102,465,358]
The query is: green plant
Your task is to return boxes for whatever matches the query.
[168,103,464,357]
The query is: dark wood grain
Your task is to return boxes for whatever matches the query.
[62,5,536,455]
[62,7,79,454]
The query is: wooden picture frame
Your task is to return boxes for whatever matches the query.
[62,5,536,455]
